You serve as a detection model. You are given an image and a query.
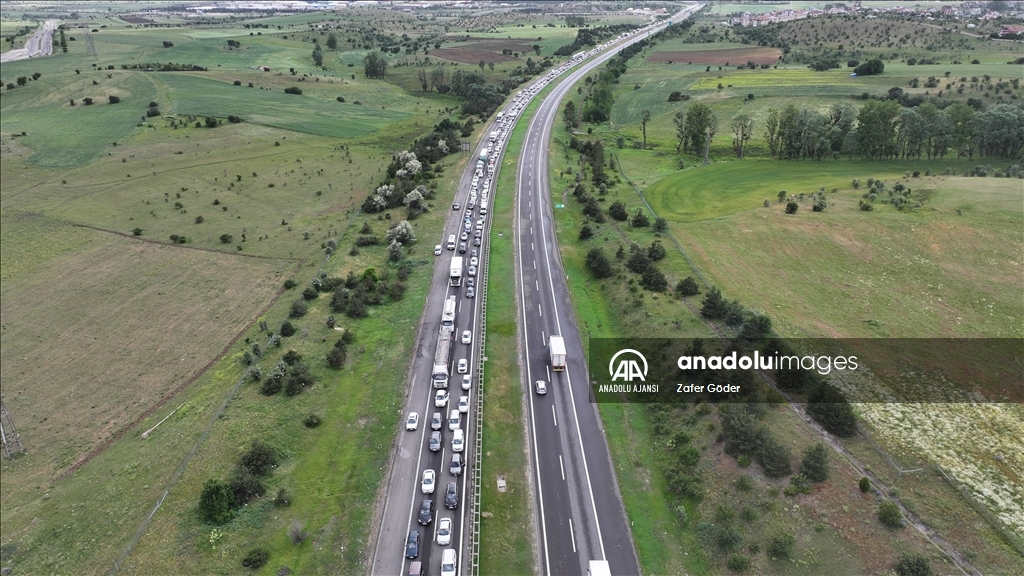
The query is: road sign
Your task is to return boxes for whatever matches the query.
[555,204,564,208]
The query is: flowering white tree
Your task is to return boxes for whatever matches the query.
[394,150,421,179]
[371,183,395,211]
[436,138,450,154]
[386,220,416,245]
[403,188,426,211]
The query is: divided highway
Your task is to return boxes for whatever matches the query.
[1,20,59,63]
[512,5,703,576]
[369,6,700,575]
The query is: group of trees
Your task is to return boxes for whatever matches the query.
[199,440,280,525]
[328,266,409,319]
[759,100,1024,162]
[554,23,635,56]
[674,102,718,164]
[363,50,388,79]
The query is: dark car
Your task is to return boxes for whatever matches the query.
[473,238,481,247]
[429,430,442,452]
[450,453,463,476]
[444,482,458,509]
[458,242,467,253]
[418,499,434,525]
[405,530,420,559]
[452,203,460,211]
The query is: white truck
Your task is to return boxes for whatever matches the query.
[489,130,499,142]
[433,326,455,388]
[441,295,456,328]
[449,256,463,287]
[587,560,611,576]
[549,335,566,372]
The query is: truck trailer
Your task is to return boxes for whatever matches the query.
[549,335,566,372]
[449,256,463,287]
[433,326,455,388]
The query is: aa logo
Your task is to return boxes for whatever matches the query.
[609,349,648,382]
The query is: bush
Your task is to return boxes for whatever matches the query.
[727,554,750,572]
[285,363,314,396]
[240,440,278,476]
[279,321,296,337]
[785,201,798,214]
[648,241,666,261]
[302,285,318,300]
[676,276,700,296]
[288,520,310,544]
[578,224,594,240]
[807,383,857,437]
[630,208,650,227]
[859,476,871,492]
[800,443,830,482]
[274,487,291,507]
[757,434,792,478]
[326,344,346,369]
[260,377,282,395]
[641,266,668,292]
[282,349,303,366]
[198,479,235,524]
[205,116,217,128]
[701,286,728,318]
[767,533,794,560]
[230,466,265,503]
[585,248,613,279]
[241,548,269,569]
[284,279,297,289]
[108,95,120,104]
[289,300,308,318]
[894,553,934,576]
[303,414,323,428]
[284,86,303,95]
[878,501,902,528]
[608,201,628,221]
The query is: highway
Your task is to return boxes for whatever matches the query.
[368,6,700,575]
[512,5,703,575]
[1,20,59,63]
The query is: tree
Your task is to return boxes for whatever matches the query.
[641,266,668,292]
[229,466,265,503]
[731,114,753,158]
[894,554,934,576]
[327,342,346,369]
[785,201,798,214]
[740,313,772,338]
[198,479,235,524]
[479,59,486,72]
[681,103,717,163]
[878,502,902,528]
[579,224,594,240]
[807,383,857,437]
[488,61,495,72]
[676,276,700,296]
[240,440,278,476]
[673,110,686,152]
[626,246,651,274]
[326,33,337,50]
[800,443,830,483]
[205,116,218,128]
[289,299,307,318]
[108,95,120,104]
[856,99,900,159]
[653,217,668,233]
[768,533,794,560]
[647,241,666,261]
[757,433,792,478]
[363,51,388,79]
[312,45,323,67]
[387,239,404,262]
[132,227,143,236]
[16,76,27,86]
[630,208,650,227]
[83,97,93,105]
[859,477,871,492]
[386,220,416,245]
[701,286,728,318]
[242,548,269,569]
[853,58,884,76]
[640,109,651,149]
[608,201,628,221]
[220,234,233,243]
[563,100,579,129]
[585,248,612,279]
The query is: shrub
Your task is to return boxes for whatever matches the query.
[676,276,700,296]
[578,224,594,240]
[894,553,934,576]
[800,443,830,482]
[289,300,307,318]
[108,95,120,104]
[288,520,310,544]
[879,501,902,528]
[608,201,628,221]
[302,285,318,300]
[701,286,728,318]
[303,414,323,428]
[326,344,346,369]
[279,321,296,337]
[230,466,265,503]
[274,487,291,507]
[785,201,798,214]
[240,440,278,476]
[241,548,269,569]
[757,434,792,478]
[284,86,302,95]
[284,279,297,289]
[585,248,613,279]
[641,266,668,292]
[220,234,233,243]
[767,533,794,560]
[630,208,650,227]
[859,477,871,492]
[198,479,235,524]
[727,554,750,572]
[282,349,303,366]
[260,377,282,395]
[648,241,666,261]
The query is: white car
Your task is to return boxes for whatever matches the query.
[469,257,478,267]
[421,469,435,494]
[458,396,469,413]
[461,330,472,345]
[434,244,442,256]
[462,374,471,391]
[440,549,457,576]
[436,517,452,546]
[452,429,464,452]
[435,389,449,408]
[468,266,477,277]
[457,359,468,374]
[406,412,419,431]
[535,380,547,395]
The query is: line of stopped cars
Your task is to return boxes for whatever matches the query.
[405,31,643,575]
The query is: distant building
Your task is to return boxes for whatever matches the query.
[941,5,955,16]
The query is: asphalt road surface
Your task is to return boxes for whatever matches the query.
[512,5,703,576]
[1,20,58,63]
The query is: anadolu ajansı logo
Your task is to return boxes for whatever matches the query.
[609,349,648,382]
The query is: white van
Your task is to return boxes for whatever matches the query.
[479,201,488,215]
[446,235,456,250]
[448,409,460,431]
[452,429,464,452]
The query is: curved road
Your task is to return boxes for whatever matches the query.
[513,6,702,575]
[1,20,58,63]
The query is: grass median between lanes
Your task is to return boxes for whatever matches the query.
[477,93,545,576]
